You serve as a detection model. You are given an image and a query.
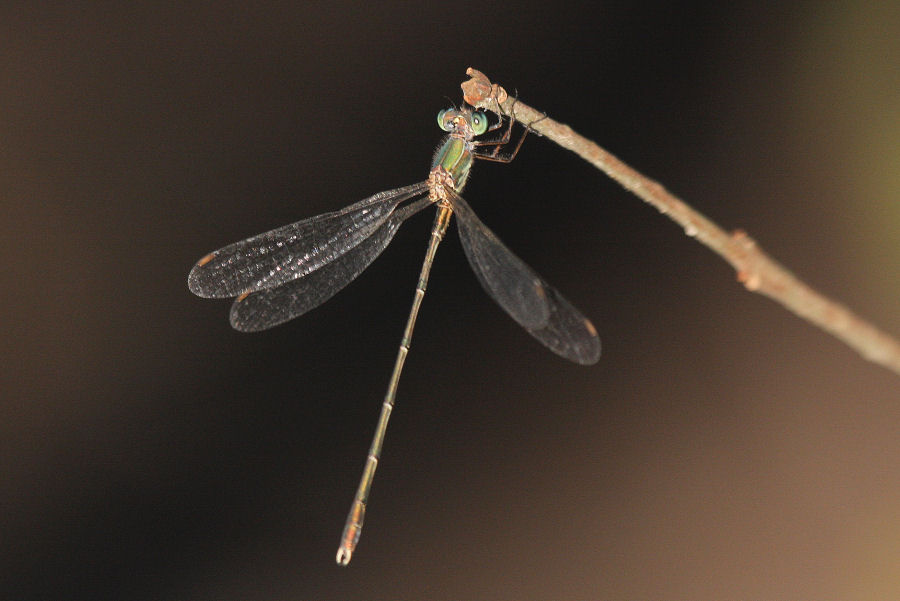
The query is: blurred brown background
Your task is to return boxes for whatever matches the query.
[2,2,898,600]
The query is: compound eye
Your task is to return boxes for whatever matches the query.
[471,111,488,135]
[437,109,454,132]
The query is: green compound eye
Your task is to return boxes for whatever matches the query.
[471,111,488,135]
[437,109,453,132]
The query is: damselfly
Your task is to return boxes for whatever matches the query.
[188,104,600,565]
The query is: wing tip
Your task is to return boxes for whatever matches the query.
[188,253,218,297]
[567,318,601,365]
[573,337,601,365]
[187,270,205,296]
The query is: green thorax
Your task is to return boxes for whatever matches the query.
[431,136,474,192]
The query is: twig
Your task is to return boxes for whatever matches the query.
[462,68,900,377]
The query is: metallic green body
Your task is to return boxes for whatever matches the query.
[431,135,474,191]
[337,107,487,565]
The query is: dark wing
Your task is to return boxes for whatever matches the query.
[188,182,429,298]
[449,191,600,365]
[230,198,434,332]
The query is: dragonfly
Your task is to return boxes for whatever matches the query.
[188,103,600,565]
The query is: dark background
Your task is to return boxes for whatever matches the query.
[3,2,898,599]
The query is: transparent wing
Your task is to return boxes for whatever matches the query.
[230,198,434,332]
[188,182,429,298]
[450,191,600,365]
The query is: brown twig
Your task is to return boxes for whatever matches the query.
[462,68,900,376]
